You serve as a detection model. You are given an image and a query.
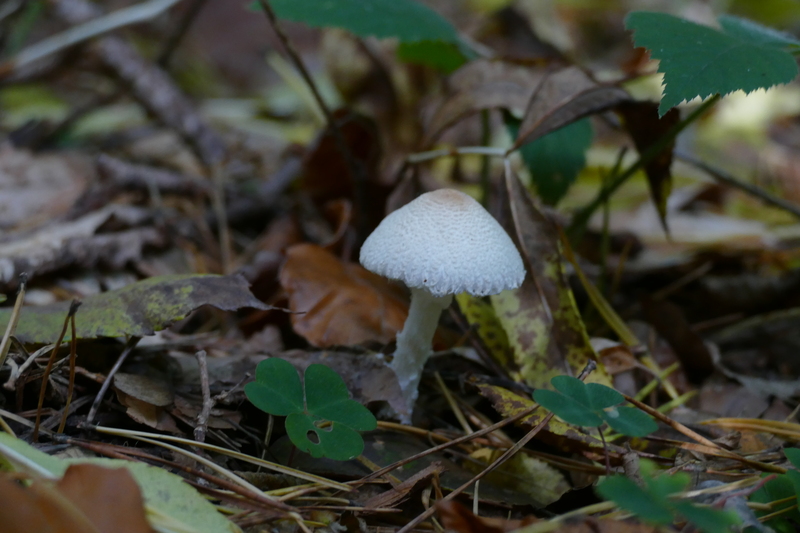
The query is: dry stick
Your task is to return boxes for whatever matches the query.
[194,349,212,443]
[62,436,297,513]
[156,0,209,67]
[0,273,27,370]
[358,361,598,488]
[623,394,785,474]
[675,151,800,220]
[32,300,80,442]
[255,0,368,241]
[57,308,80,434]
[86,335,141,424]
[0,0,184,78]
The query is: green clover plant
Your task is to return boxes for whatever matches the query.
[245,358,377,461]
[533,376,657,437]
[597,460,741,533]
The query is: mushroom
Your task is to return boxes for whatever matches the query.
[360,189,525,420]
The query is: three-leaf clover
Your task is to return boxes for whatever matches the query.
[245,358,377,461]
[597,460,740,533]
[533,376,657,437]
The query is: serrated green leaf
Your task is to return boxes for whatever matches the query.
[244,359,304,417]
[596,475,674,525]
[285,413,365,460]
[601,405,659,437]
[718,15,800,48]
[534,388,602,427]
[673,502,741,533]
[304,364,377,431]
[510,116,593,205]
[266,0,458,43]
[625,11,798,115]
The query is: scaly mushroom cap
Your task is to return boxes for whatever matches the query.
[360,189,526,297]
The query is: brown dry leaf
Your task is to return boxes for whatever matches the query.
[641,297,714,383]
[0,144,91,231]
[363,462,443,510]
[617,101,681,232]
[437,500,538,533]
[113,372,179,431]
[424,59,546,144]
[0,204,162,289]
[0,464,153,533]
[280,243,409,346]
[511,66,629,151]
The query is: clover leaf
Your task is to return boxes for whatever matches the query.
[597,461,740,533]
[245,359,377,461]
[533,376,657,437]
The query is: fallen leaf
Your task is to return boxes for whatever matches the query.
[0,464,153,533]
[493,170,611,388]
[437,500,538,533]
[363,462,443,509]
[424,59,546,144]
[279,243,408,347]
[0,204,163,289]
[0,145,91,231]
[0,274,272,343]
[511,66,629,151]
[617,101,681,232]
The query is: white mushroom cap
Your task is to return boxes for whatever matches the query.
[360,189,526,297]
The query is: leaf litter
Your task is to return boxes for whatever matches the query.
[2,1,800,532]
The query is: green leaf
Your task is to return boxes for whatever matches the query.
[534,388,603,427]
[244,358,304,417]
[625,11,798,115]
[600,405,659,437]
[508,115,593,205]
[585,382,624,409]
[305,364,377,431]
[246,360,376,461]
[673,501,741,533]
[396,41,468,72]
[285,414,366,460]
[751,473,800,530]
[0,274,271,343]
[534,376,657,437]
[784,447,800,468]
[596,475,674,525]
[266,0,459,43]
[718,15,800,48]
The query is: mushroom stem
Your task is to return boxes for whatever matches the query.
[392,287,453,420]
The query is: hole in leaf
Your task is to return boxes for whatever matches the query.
[306,430,320,444]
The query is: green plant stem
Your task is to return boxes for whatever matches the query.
[479,109,492,207]
[568,94,721,241]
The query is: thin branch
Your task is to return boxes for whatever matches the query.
[676,150,800,220]
[86,335,142,424]
[0,0,184,79]
[407,146,507,164]
[255,0,368,240]
[0,273,27,370]
[194,349,212,442]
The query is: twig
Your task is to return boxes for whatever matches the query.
[396,361,596,533]
[156,0,209,67]
[33,300,81,442]
[194,349,212,442]
[57,309,79,434]
[4,344,54,390]
[0,0,184,79]
[407,146,507,164]
[255,0,368,240]
[568,95,721,241]
[86,335,142,424]
[676,151,800,220]
[0,272,27,370]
